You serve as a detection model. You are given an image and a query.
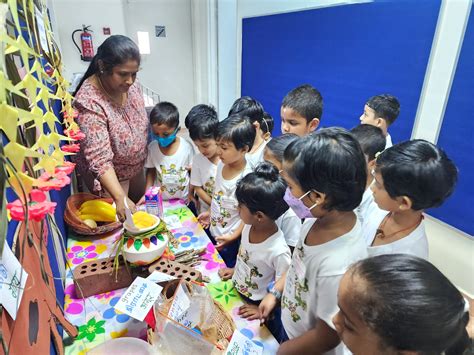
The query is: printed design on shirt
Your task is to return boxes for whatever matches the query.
[203,176,215,197]
[233,248,262,298]
[157,164,187,196]
[282,246,308,322]
[210,190,231,228]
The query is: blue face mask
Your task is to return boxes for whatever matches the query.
[154,127,179,147]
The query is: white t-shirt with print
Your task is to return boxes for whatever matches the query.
[276,208,302,247]
[385,133,393,149]
[245,140,268,170]
[145,137,194,201]
[362,204,428,259]
[232,224,291,301]
[281,218,367,355]
[190,153,218,214]
[354,187,375,226]
[209,161,252,238]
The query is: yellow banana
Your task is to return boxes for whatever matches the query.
[79,205,116,220]
[78,213,115,222]
[80,200,115,213]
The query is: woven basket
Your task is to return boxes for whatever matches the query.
[64,192,122,236]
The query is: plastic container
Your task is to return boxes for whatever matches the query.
[87,337,153,355]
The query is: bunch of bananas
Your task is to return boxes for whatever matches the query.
[77,200,116,223]
[132,211,157,229]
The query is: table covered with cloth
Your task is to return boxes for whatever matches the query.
[63,200,279,354]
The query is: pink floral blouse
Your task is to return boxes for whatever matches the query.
[73,78,149,193]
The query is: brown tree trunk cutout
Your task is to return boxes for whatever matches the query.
[0,220,77,355]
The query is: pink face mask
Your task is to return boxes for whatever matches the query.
[283,188,317,219]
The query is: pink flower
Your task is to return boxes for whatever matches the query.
[61,143,80,153]
[67,245,99,265]
[63,110,78,120]
[36,171,71,191]
[64,128,86,141]
[55,161,76,175]
[203,242,225,270]
[7,189,57,222]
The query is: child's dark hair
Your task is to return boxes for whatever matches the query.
[261,112,274,136]
[149,102,179,128]
[284,127,366,211]
[236,162,288,220]
[282,84,323,123]
[228,96,264,126]
[376,139,457,210]
[266,134,299,163]
[350,124,386,161]
[217,114,255,152]
[184,104,217,129]
[186,105,219,141]
[366,94,400,125]
[349,254,469,354]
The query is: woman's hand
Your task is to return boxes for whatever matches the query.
[115,196,136,223]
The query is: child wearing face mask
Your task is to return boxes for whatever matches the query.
[141,102,194,202]
[259,128,368,355]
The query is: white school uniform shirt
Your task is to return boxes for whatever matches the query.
[245,140,268,169]
[276,208,302,247]
[232,224,291,301]
[362,204,429,259]
[209,161,253,238]
[354,187,375,226]
[281,218,367,355]
[190,153,218,214]
[385,133,393,149]
[145,137,194,201]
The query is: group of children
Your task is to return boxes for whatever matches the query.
[139,85,468,354]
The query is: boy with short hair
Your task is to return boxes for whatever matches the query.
[350,124,386,225]
[359,94,400,148]
[280,84,323,136]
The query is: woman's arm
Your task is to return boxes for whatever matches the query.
[99,168,133,222]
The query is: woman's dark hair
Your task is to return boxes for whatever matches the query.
[217,114,255,152]
[149,102,179,128]
[186,105,219,141]
[235,162,288,220]
[350,124,386,161]
[74,35,140,95]
[283,127,366,211]
[376,139,458,210]
[228,96,264,126]
[349,254,469,354]
[266,133,299,163]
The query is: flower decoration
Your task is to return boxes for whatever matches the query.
[103,296,131,323]
[64,128,86,141]
[208,280,240,309]
[61,143,80,153]
[36,170,71,191]
[7,189,57,222]
[175,231,198,248]
[67,242,107,265]
[94,290,116,300]
[55,161,76,175]
[64,284,84,315]
[202,242,225,270]
[76,317,106,342]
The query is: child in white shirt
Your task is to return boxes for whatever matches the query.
[350,124,386,225]
[198,114,256,267]
[363,140,458,259]
[218,162,291,342]
[259,128,368,354]
[142,102,194,202]
[359,94,400,149]
[186,105,220,214]
[263,133,302,250]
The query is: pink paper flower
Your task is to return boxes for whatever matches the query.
[36,171,71,191]
[61,143,81,153]
[7,189,57,222]
[55,161,76,175]
[64,128,86,141]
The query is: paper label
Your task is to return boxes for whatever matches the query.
[221,196,237,210]
[163,173,180,185]
[147,270,177,283]
[0,242,28,320]
[114,277,162,321]
[168,283,191,326]
[226,330,263,355]
[232,256,251,287]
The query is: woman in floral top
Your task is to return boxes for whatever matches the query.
[73,35,148,221]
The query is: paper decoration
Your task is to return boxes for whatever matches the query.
[0,103,18,142]
[226,330,264,355]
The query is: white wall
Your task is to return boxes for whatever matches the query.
[218,0,474,296]
[123,0,195,123]
[50,0,127,81]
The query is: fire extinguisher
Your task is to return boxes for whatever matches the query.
[72,25,94,62]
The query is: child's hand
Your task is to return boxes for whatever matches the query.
[218,267,234,280]
[258,292,279,325]
[215,234,233,250]
[137,195,146,206]
[197,211,210,228]
[238,304,262,321]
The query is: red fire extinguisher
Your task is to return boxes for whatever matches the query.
[72,25,94,62]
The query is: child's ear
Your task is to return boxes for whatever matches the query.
[397,196,413,211]
[263,132,271,141]
[309,189,325,206]
[308,118,320,132]
[367,159,377,171]
[256,211,265,221]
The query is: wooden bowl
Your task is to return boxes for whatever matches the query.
[64,193,122,236]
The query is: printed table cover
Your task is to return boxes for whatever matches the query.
[64,200,279,354]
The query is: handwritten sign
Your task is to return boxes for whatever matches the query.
[0,242,28,320]
[168,283,191,326]
[226,330,263,355]
[114,277,162,321]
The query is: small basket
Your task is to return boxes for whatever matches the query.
[64,192,122,236]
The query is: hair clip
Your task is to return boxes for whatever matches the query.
[375,151,383,160]
[463,298,470,313]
